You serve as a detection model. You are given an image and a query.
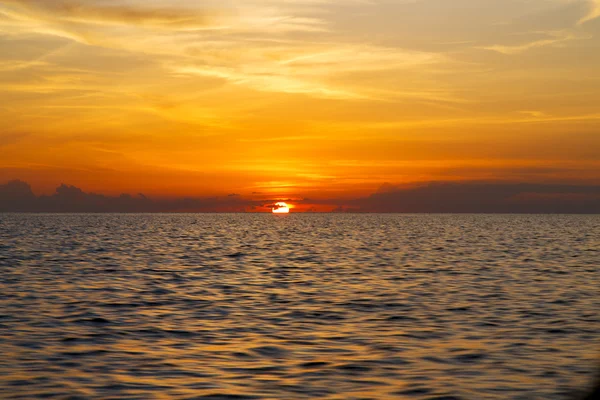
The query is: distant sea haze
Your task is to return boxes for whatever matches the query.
[1,179,600,213]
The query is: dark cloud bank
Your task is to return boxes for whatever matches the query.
[1,179,599,213]
[0,180,263,213]
[351,182,600,214]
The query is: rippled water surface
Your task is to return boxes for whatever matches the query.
[0,214,599,399]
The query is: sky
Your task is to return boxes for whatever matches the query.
[1,0,599,211]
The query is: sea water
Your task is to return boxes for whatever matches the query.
[0,214,598,399]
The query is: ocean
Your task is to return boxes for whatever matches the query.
[0,214,598,399]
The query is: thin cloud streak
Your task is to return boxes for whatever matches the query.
[170,44,447,99]
[480,31,582,55]
[579,0,600,24]
[0,0,219,28]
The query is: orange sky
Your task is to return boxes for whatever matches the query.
[1,0,599,200]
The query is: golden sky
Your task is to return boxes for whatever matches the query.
[1,0,599,199]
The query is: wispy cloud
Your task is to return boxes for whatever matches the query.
[172,65,361,99]
[172,45,447,99]
[0,0,329,46]
[578,0,600,24]
[519,110,548,118]
[480,30,582,55]
[1,0,218,29]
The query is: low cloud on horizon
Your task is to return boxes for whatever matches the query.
[1,179,599,214]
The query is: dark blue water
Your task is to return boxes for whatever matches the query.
[0,214,598,399]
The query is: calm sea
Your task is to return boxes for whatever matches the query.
[0,214,598,399]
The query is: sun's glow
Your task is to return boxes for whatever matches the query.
[272,202,290,214]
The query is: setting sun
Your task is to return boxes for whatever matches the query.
[272,202,290,214]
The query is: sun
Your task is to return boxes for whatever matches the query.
[272,202,290,214]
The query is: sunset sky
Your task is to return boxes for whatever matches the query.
[1,0,599,205]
